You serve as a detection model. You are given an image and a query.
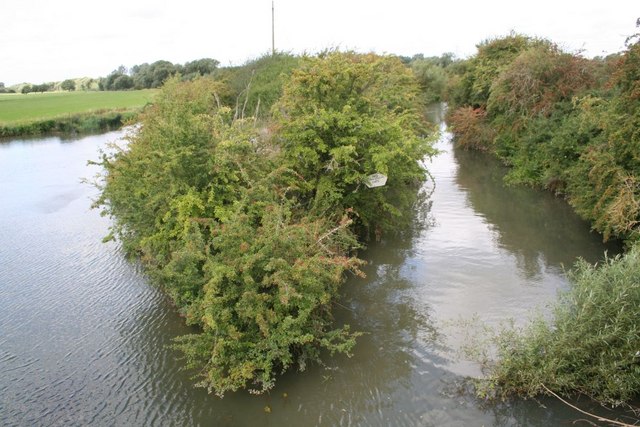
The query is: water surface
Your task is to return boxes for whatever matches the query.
[0,112,627,426]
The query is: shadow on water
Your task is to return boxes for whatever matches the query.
[454,146,622,276]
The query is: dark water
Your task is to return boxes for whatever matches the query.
[0,110,630,426]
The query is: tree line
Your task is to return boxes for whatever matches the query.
[98,58,220,90]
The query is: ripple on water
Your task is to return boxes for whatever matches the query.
[0,121,621,426]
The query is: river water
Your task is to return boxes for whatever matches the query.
[0,107,625,426]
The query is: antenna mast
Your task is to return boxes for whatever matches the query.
[271,1,275,56]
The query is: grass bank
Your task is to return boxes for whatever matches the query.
[0,90,157,137]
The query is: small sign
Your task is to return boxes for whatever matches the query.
[364,173,388,188]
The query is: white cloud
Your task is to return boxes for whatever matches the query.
[1,0,637,85]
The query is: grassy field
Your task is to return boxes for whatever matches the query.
[0,90,157,125]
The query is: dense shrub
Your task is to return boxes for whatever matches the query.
[451,34,548,108]
[216,53,300,120]
[273,52,435,238]
[447,27,640,407]
[446,106,494,151]
[567,40,640,242]
[96,54,434,396]
[447,30,640,243]
[480,244,640,405]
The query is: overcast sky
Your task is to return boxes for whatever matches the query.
[1,0,638,86]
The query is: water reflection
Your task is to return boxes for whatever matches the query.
[0,117,627,426]
[454,146,621,275]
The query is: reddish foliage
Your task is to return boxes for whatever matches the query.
[447,106,495,150]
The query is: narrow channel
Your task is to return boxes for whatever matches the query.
[0,105,620,426]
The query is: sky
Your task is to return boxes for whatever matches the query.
[1,0,638,86]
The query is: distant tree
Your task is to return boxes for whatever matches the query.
[113,75,134,90]
[131,63,153,89]
[101,65,130,90]
[35,83,52,93]
[183,58,219,79]
[129,60,180,89]
[21,85,32,94]
[150,60,178,87]
[411,60,448,102]
[61,79,76,91]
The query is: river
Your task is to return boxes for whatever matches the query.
[0,106,624,426]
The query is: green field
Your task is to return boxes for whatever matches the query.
[0,90,157,125]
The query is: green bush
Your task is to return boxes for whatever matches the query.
[217,53,300,120]
[96,55,434,395]
[480,244,640,406]
[411,59,448,103]
[274,51,435,238]
[447,31,640,243]
[567,41,640,242]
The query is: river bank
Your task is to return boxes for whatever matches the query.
[0,109,138,137]
[0,90,156,137]
[1,105,628,425]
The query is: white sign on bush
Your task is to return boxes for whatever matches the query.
[364,173,388,188]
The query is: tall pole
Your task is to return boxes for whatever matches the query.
[271,1,275,56]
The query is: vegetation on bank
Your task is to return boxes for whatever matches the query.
[1,53,300,136]
[446,30,640,244]
[95,52,435,396]
[0,90,157,137]
[478,247,640,406]
[0,110,137,137]
[446,23,640,406]
[0,90,157,124]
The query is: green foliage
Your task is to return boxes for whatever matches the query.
[183,58,220,80]
[176,204,363,395]
[97,77,247,259]
[447,30,640,243]
[102,59,209,91]
[453,34,549,108]
[21,82,53,94]
[564,39,640,242]
[61,79,76,91]
[487,45,594,119]
[273,51,436,238]
[411,57,450,103]
[97,53,434,396]
[479,244,640,405]
[112,75,134,90]
[217,53,300,120]
[448,29,640,407]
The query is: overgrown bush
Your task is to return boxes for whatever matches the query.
[567,40,640,242]
[217,53,300,120]
[96,54,434,396]
[446,28,640,243]
[274,51,435,238]
[446,106,494,151]
[479,244,640,406]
